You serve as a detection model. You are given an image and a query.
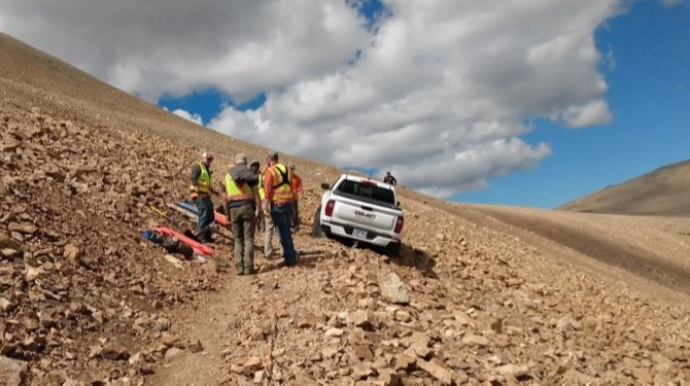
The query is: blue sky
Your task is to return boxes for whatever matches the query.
[153,0,688,209]
[456,0,690,208]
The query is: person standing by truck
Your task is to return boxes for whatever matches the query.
[383,171,397,186]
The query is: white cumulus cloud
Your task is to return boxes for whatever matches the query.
[172,108,204,126]
[0,0,633,197]
[0,0,369,102]
[162,107,204,126]
[209,0,622,197]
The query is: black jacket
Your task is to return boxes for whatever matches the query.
[229,164,259,187]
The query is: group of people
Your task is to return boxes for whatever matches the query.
[189,150,303,275]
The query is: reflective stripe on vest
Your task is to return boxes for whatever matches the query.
[269,164,294,203]
[224,174,254,202]
[190,162,212,194]
[258,173,266,199]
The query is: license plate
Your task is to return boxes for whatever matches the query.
[352,229,367,239]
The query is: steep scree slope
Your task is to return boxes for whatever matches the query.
[2,32,690,386]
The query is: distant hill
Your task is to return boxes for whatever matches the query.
[559,160,690,216]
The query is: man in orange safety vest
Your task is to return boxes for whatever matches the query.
[262,152,297,267]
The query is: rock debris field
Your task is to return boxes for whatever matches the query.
[3,32,690,386]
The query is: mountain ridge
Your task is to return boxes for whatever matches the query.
[559,158,690,216]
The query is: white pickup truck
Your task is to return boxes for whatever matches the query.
[312,174,404,255]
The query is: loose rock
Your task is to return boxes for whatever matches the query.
[380,273,410,305]
[0,356,27,386]
[417,359,454,385]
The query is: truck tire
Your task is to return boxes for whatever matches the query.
[385,241,401,257]
[311,206,325,238]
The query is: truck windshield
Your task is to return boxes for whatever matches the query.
[336,179,396,206]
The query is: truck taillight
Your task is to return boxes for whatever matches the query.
[394,216,404,233]
[325,200,336,216]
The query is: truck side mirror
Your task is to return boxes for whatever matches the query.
[321,183,330,190]
[397,201,401,207]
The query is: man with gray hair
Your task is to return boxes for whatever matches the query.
[224,152,261,275]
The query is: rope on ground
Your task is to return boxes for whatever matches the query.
[264,312,279,386]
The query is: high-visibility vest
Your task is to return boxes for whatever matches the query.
[267,164,294,203]
[190,162,212,195]
[224,173,254,202]
[258,172,266,200]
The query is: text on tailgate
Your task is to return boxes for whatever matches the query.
[354,210,377,220]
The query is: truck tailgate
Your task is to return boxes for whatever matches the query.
[332,196,400,233]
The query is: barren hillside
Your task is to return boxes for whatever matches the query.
[559,160,690,217]
[3,32,690,386]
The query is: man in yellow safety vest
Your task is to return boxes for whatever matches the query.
[224,152,262,275]
[262,151,297,266]
[190,151,216,243]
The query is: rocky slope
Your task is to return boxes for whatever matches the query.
[3,32,690,386]
[150,192,690,386]
[0,100,228,385]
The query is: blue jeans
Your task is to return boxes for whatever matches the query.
[271,203,297,265]
[196,196,215,243]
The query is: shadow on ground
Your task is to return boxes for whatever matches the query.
[257,250,330,274]
[329,236,439,279]
[388,244,438,279]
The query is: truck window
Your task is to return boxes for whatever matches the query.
[336,179,395,206]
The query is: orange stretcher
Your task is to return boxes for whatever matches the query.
[155,227,215,256]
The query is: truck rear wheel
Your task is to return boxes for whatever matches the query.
[385,241,401,257]
[311,206,325,238]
